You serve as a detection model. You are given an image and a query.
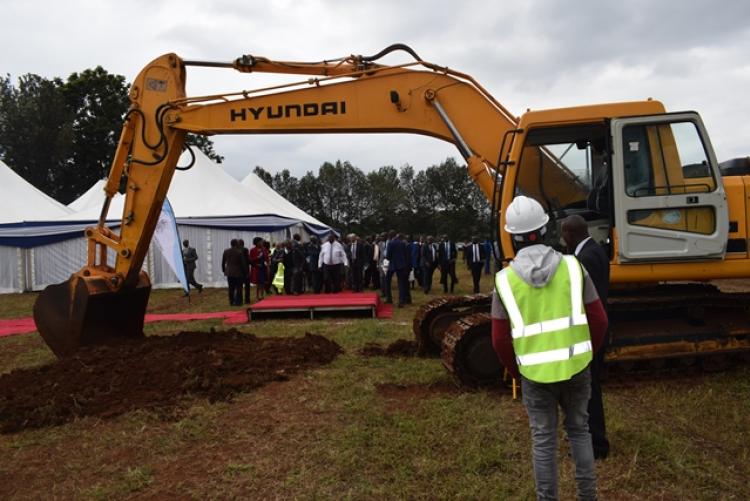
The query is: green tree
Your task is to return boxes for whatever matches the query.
[0,73,71,200]
[252,166,274,186]
[364,165,404,232]
[316,160,368,233]
[0,67,222,204]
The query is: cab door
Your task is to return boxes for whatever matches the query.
[610,112,728,262]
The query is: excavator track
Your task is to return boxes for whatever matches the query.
[441,312,502,388]
[603,283,750,376]
[430,283,750,388]
[412,294,492,355]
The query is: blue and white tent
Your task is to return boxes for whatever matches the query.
[0,152,331,292]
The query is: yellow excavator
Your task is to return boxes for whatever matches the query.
[34,45,750,386]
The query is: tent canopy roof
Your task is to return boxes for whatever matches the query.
[0,160,72,223]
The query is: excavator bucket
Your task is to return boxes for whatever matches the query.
[33,272,151,358]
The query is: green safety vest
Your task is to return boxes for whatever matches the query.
[272,263,285,292]
[495,255,592,383]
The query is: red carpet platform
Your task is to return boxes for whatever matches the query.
[0,310,249,338]
[0,295,391,338]
[248,292,392,320]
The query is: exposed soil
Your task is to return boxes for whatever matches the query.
[0,329,342,433]
[375,381,462,413]
[359,339,419,357]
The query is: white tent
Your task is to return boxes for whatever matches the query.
[0,160,72,223]
[0,151,331,292]
[240,173,328,227]
[67,179,108,212]
[0,160,74,292]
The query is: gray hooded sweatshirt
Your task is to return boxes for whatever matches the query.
[491,244,599,319]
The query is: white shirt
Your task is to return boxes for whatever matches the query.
[319,240,349,267]
[574,236,592,257]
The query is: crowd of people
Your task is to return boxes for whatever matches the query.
[208,232,499,307]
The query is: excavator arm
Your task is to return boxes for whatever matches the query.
[33,46,582,356]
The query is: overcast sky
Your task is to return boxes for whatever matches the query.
[3,0,749,179]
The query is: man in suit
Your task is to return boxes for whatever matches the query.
[408,235,422,290]
[562,214,611,460]
[377,233,388,296]
[348,234,366,292]
[238,239,251,304]
[421,235,438,293]
[290,233,306,294]
[385,233,411,307]
[306,236,323,293]
[466,236,486,293]
[181,239,203,294]
[363,235,375,289]
[438,234,458,293]
[222,239,248,306]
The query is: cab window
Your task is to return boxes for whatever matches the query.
[622,121,716,197]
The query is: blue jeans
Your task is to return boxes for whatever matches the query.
[521,367,597,501]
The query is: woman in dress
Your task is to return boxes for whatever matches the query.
[249,237,268,301]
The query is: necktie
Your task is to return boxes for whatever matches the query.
[329,242,333,264]
[474,244,478,262]
[445,242,449,259]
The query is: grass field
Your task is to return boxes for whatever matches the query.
[1,268,749,500]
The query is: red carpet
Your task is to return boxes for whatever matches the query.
[0,294,392,338]
[0,310,249,338]
[0,318,37,337]
[249,292,392,320]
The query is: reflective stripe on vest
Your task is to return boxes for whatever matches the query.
[495,255,592,383]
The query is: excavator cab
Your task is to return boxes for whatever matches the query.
[514,122,613,251]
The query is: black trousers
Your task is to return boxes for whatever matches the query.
[185,267,202,290]
[323,264,342,293]
[227,276,242,305]
[312,269,323,293]
[291,267,304,294]
[351,264,363,292]
[396,268,411,305]
[440,261,457,292]
[589,331,610,458]
[422,263,436,293]
[470,262,483,293]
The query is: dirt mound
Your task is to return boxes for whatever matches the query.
[0,329,342,433]
[359,339,418,357]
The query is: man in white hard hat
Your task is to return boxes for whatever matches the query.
[490,195,608,501]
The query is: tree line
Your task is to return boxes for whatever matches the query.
[254,159,491,240]
[0,67,491,239]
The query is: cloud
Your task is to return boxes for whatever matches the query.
[1,0,748,175]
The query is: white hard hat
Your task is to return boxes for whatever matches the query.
[504,196,549,234]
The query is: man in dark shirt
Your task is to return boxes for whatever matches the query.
[222,239,248,306]
[290,233,306,294]
[438,234,458,293]
[562,214,611,460]
[181,239,203,294]
[466,236,486,293]
[348,234,365,292]
[306,236,323,293]
[421,235,438,293]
